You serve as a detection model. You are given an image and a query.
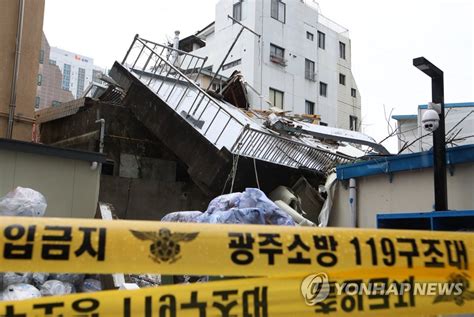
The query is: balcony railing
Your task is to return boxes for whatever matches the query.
[270,54,287,66]
[121,35,246,149]
[231,126,353,173]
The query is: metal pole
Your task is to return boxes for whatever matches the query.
[431,75,448,211]
[413,57,448,211]
[207,27,245,90]
[207,17,261,91]
[6,0,25,139]
[122,34,138,65]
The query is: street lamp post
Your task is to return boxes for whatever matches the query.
[413,57,448,211]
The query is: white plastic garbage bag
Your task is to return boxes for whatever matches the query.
[2,273,32,288]
[0,187,47,217]
[2,284,41,301]
[31,273,49,287]
[39,280,75,297]
[49,274,84,287]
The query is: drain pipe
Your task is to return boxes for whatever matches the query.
[91,119,105,170]
[349,178,357,227]
[6,0,25,139]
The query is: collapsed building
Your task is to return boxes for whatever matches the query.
[38,35,388,224]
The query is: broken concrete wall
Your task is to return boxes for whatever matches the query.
[39,98,213,217]
[99,175,209,220]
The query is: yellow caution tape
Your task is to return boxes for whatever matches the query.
[0,216,472,277]
[1,275,473,316]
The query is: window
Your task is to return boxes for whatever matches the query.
[269,88,284,109]
[62,64,71,91]
[49,59,56,65]
[270,44,286,65]
[305,100,315,115]
[233,1,242,22]
[318,31,325,49]
[39,50,44,64]
[339,73,346,85]
[351,88,357,98]
[92,69,103,83]
[222,59,242,70]
[77,67,85,97]
[350,115,358,131]
[339,41,346,59]
[271,0,286,23]
[52,100,61,107]
[35,96,40,109]
[319,82,327,97]
[306,31,314,41]
[305,59,315,81]
[37,74,42,86]
[320,122,328,126]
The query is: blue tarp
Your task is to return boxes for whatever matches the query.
[162,188,295,226]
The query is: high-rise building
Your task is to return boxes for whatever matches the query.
[36,33,74,109]
[185,0,361,131]
[0,0,45,140]
[49,47,105,99]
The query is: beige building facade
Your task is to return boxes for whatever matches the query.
[0,0,45,141]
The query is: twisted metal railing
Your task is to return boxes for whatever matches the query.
[231,126,353,173]
[122,35,246,149]
[121,35,354,173]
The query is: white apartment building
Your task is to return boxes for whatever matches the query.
[49,47,104,99]
[186,0,361,130]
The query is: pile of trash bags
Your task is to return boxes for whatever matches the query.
[162,188,294,284]
[162,188,295,226]
[0,187,294,299]
[0,187,102,301]
[0,273,102,301]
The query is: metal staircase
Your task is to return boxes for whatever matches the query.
[118,35,353,175]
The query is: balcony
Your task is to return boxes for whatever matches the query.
[270,54,287,66]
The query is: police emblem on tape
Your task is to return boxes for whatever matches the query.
[130,228,199,264]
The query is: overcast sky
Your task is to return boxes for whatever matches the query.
[43,0,474,152]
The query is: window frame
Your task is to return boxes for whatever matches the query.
[271,0,286,23]
[318,31,325,49]
[233,1,242,22]
[305,58,316,81]
[319,82,328,97]
[350,115,358,131]
[306,31,314,41]
[269,87,284,109]
[222,59,242,70]
[339,41,346,59]
[339,73,346,86]
[305,100,315,115]
[270,43,286,66]
[37,74,42,86]
[351,88,357,98]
